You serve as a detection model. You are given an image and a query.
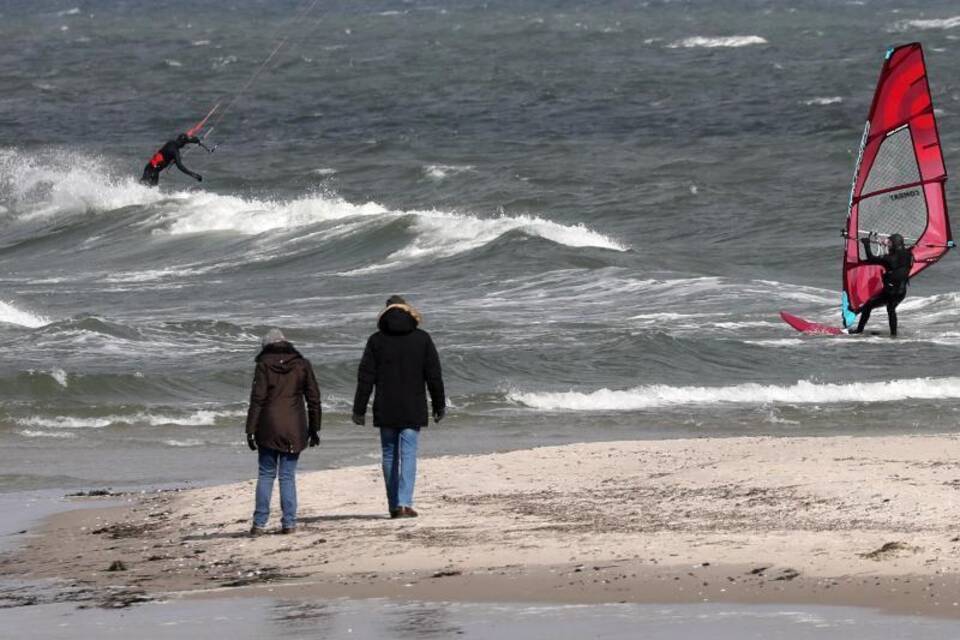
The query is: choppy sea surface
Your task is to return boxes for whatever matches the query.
[2,0,960,492]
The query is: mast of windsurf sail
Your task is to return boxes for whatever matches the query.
[840,42,953,326]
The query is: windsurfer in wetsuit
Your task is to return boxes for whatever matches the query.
[848,233,913,337]
[140,133,204,186]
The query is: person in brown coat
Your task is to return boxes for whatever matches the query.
[245,329,321,535]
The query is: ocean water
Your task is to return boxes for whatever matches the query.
[4,598,960,640]
[2,0,960,492]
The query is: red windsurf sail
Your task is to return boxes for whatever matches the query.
[841,43,952,327]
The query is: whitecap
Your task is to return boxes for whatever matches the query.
[18,430,77,439]
[423,164,474,180]
[804,96,843,106]
[0,301,50,328]
[668,35,767,49]
[508,376,960,411]
[894,16,960,31]
[163,439,205,447]
[50,368,68,387]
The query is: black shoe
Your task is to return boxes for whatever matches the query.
[389,508,400,519]
[281,525,297,534]
[250,525,267,537]
[397,506,418,518]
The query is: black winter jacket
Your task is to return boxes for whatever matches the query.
[352,304,445,428]
[245,342,321,453]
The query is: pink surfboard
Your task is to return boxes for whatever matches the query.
[779,311,845,336]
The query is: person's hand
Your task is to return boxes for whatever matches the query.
[308,430,320,447]
[433,407,445,423]
[351,414,365,426]
[246,433,257,451]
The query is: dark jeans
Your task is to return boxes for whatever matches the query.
[253,447,300,529]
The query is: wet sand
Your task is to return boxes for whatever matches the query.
[4,435,960,617]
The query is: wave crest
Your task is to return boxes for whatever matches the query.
[668,35,767,49]
[0,301,50,328]
[509,377,960,411]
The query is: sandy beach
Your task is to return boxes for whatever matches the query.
[5,434,960,617]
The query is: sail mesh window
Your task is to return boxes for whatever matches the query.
[857,125,926,258]
[857,186,927,258]
[862,126,921,196]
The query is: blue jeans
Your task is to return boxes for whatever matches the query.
[253,447,300,529]
[379,427,420,510]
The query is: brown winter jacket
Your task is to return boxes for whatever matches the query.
[245,342,321,453]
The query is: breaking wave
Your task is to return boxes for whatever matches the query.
[0,301,50,328]
[0,149,626,269]
[0,148,163,220]
[15,409,244,430]
[509,377,960,411]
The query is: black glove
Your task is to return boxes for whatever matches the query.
[246,433,257,451]
[308,430,320,447]
[195,174,203,182]
[351,413,365,426]
[433,407,445,423]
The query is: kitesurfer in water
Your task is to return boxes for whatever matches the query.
[140,133,204,186]
[848,233,913,337]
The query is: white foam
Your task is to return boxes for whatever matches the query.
[509,377,960,411]
[668,35,767,49]
[0,148,165,220]
[164,59,183,67]
[17,416,113,429]
[192,40,211,46]
[0,301,50,328]
[212,55,237,69]
[57,7,80,16]
[895,16,960,31]
[423,164,474,180]
[50,368,68,387]
[160,193,389,235]
[313,168,337,176]
[804,97,843,106]
[18,430,77,439]
[345,211,626,274]
[15,409,242,430]
[163,439,205,447]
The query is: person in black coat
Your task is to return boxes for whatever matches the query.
[849,233,914,337]
[352,296,445,518]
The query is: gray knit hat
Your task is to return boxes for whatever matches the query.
[261,328,286,347]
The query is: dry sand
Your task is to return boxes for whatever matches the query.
[5,434,960,615]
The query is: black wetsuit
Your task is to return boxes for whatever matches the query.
[851,239,913,336]
[140,138,202,186]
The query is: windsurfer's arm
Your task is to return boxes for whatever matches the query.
[172,149,202,182]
